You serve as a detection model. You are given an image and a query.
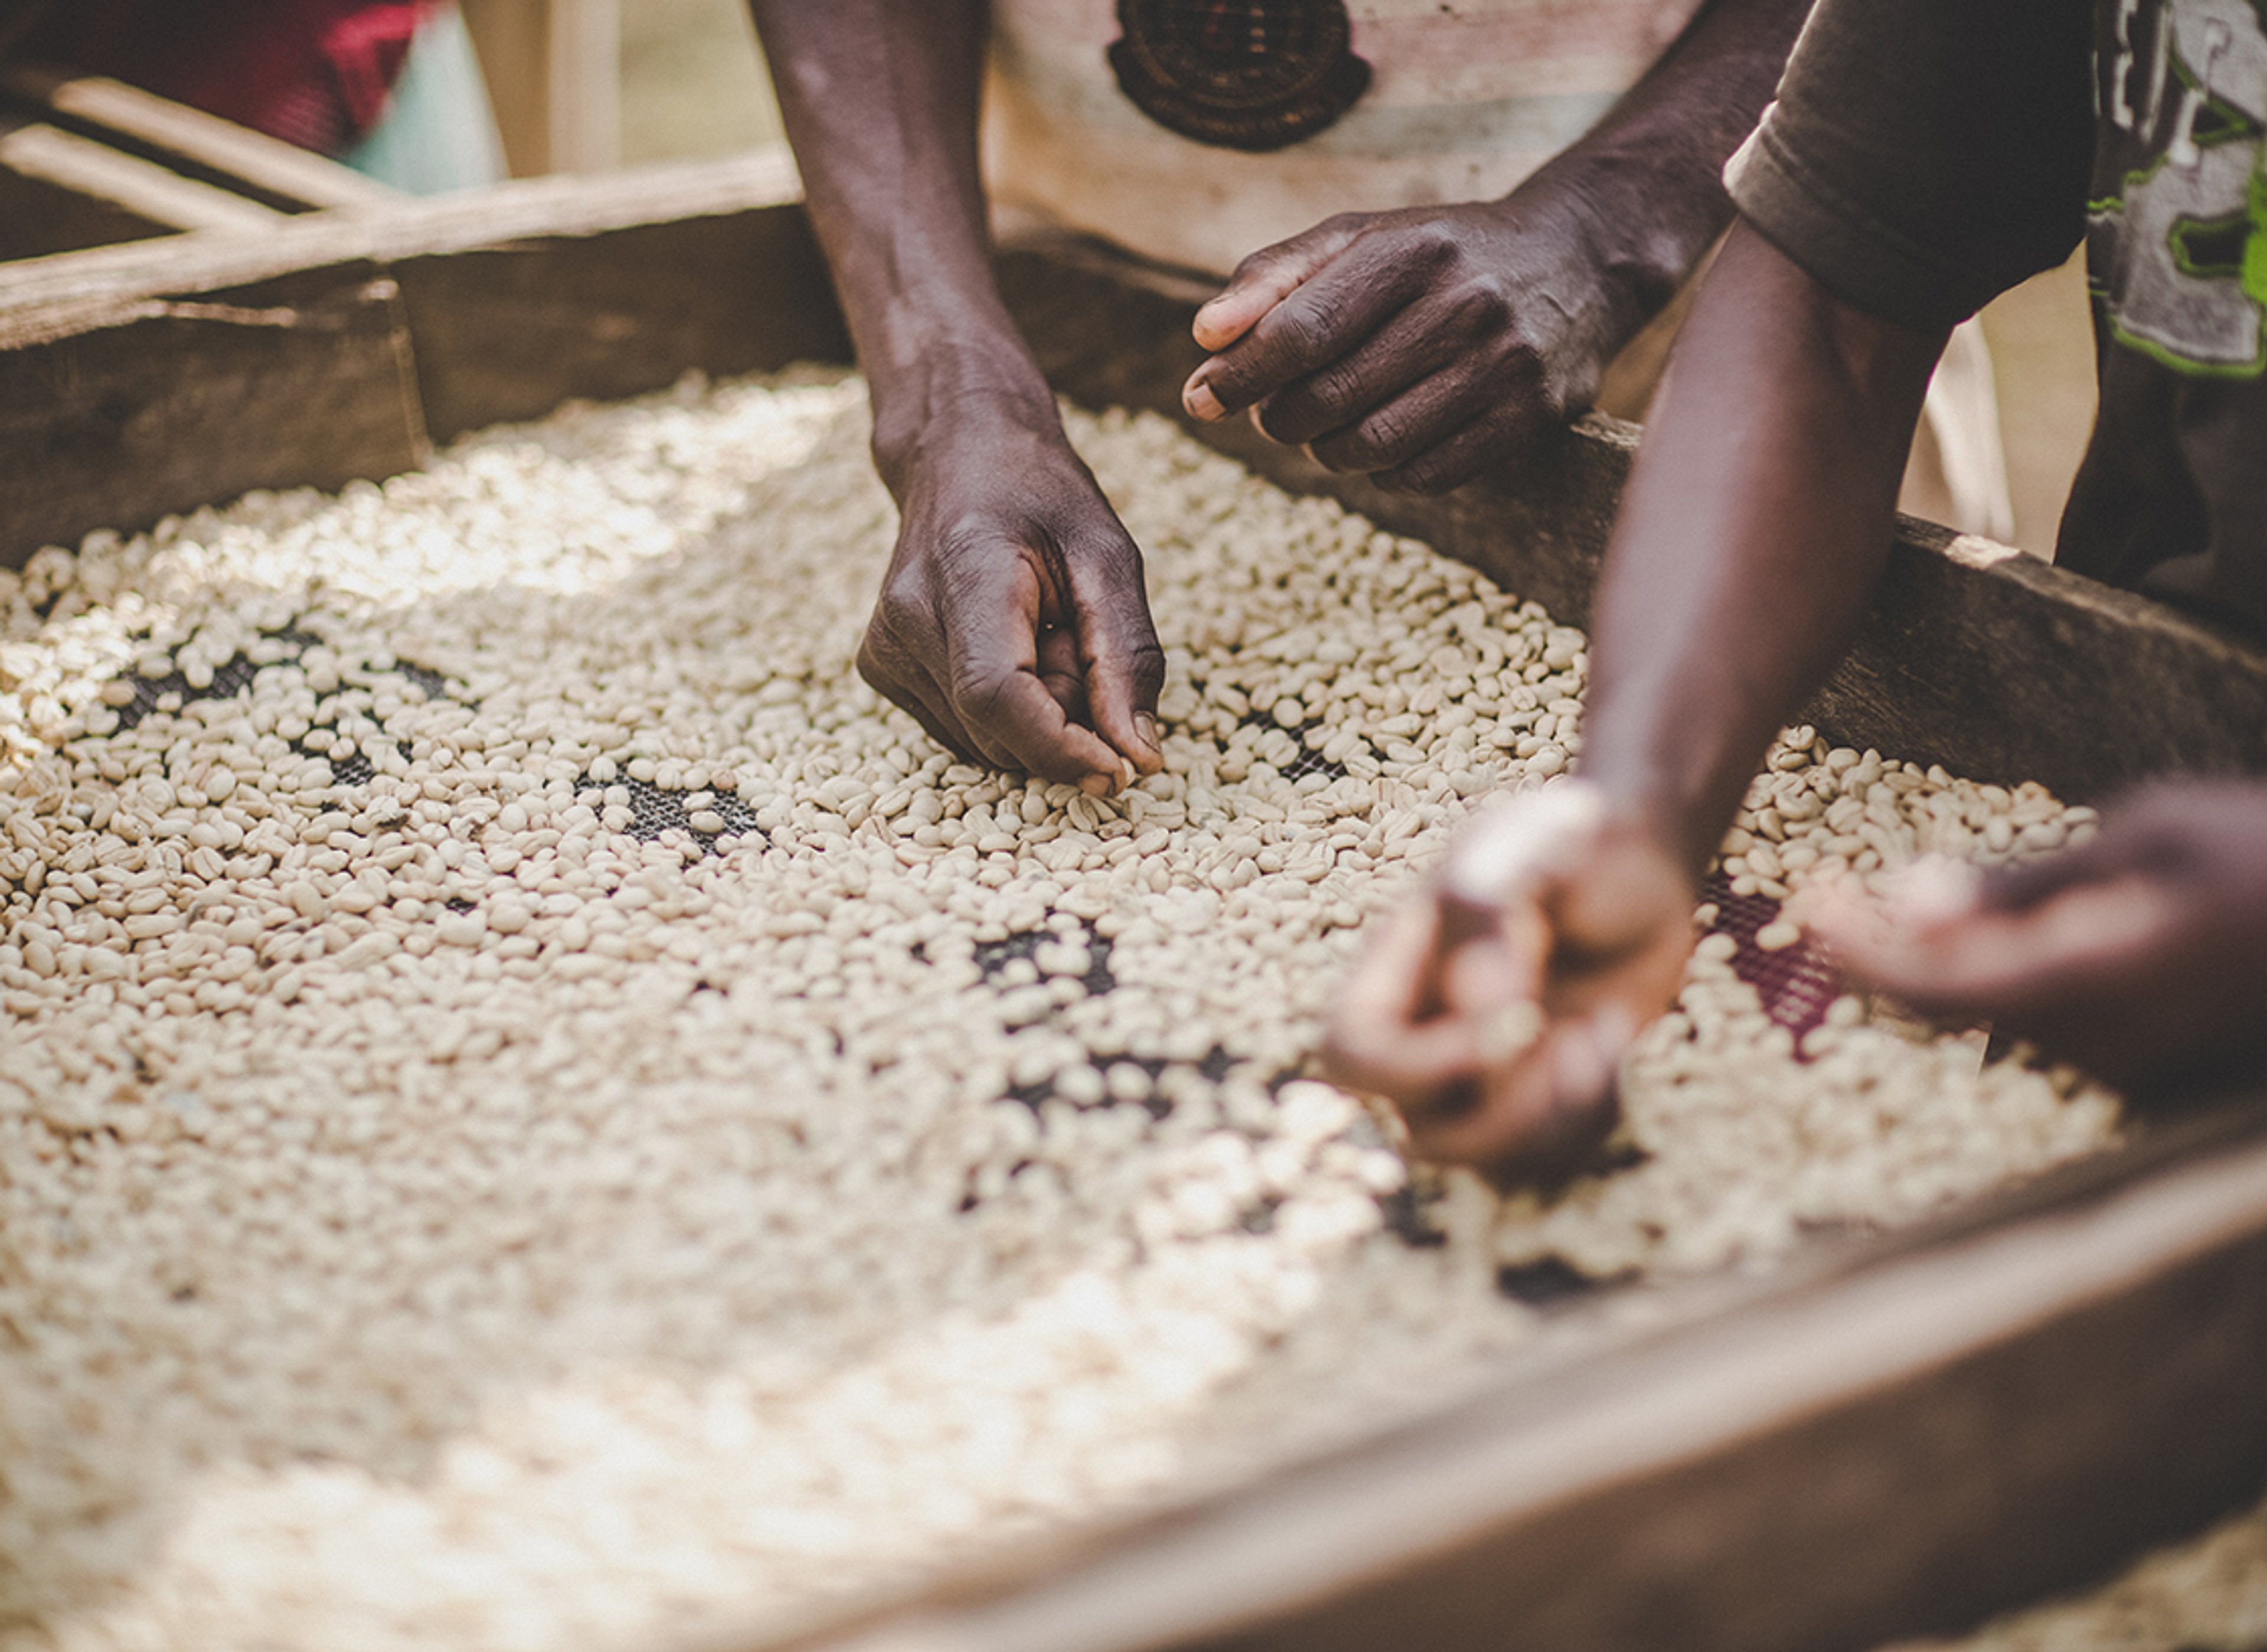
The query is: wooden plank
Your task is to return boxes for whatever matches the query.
[714,1097,2267,1652]
[0,262,426,561]
[995,240,2267,805]
[0,64,401,214]
[0,118,283,236]
[0,157,828,569]
[460,0,623,177]
[0,151,804,314]
[393,188,844,440]
[0,139,172,262]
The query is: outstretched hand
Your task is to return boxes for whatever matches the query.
[860,417,1167,793]
[1812,781,2267,1096]
[1325,785,1694,1181]
[1180,194,1610,494]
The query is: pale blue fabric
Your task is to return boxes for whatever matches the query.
[341,5,508,195]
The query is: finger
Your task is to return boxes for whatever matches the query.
[1186,240,1425,422]
[1370,402,1552,495]
[958,664,1125,790]
[1306,367,1491,476]
[1063,530,1167,775]
[945,560,1126,790]
[1325,903,1493,1106]
[1190,217,1366,355]
[858,632,978,762]
[1978,820,2174,913]
[1247,300,1471,448]
[1035,625,1090,724]
[1820,876,2182,1024]
[1407,1005,1632,1174]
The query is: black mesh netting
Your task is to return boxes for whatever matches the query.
[99,626,765,858]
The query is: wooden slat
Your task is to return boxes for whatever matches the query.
[0,64,401,213]
[0,262,426,561]
[713,1098,2267,1652]
[0,156,828,566]
[0,151,803,315]
[0,119,282,234]
[994,240,2267,805]
[393,190,843,440]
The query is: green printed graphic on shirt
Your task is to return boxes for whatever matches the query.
[2092,0,2267,374]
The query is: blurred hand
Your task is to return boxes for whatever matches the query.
[861,416,1165,793]
[1325,785,1695,1181]
[1180,190,1610,494]
[1812,781,2267,1096]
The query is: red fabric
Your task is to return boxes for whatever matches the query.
[15,0,437,155]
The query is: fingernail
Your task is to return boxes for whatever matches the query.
[1079,771,1116,799]
[1134,711,1162,758]
[1184,380,1226,422]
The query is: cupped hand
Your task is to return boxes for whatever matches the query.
[860,417,1166,793]
[1811,781,2267,1097]
[1180,192,1608,494]
[1324,785,1695,1181]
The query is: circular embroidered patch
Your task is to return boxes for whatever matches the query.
[1108,0,1372,154]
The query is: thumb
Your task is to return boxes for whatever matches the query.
[1191,218,1364,354]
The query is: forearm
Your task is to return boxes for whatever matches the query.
[747,0,1054,488]
[1517,0,1811,359]
[1577,220,1945,876]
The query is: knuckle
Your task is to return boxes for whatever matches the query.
[1299,364,1364,427]
[1271,299,1342,365]
[1405,221,1459,265]
[1452,271,1515,330]
[1345,403,1417,469]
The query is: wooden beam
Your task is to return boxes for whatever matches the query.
[460,0,622,177]
[0,116,282,261]
[0,64,401,214]
[0,157,822,566]
[0,262,427,564]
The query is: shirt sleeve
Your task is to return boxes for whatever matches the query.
[1724,0,2096,331]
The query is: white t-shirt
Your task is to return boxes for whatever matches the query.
[984,0,1707,278]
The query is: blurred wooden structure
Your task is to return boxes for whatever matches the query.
[461,0,622,177]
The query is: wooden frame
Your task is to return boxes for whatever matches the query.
[2,156,2265,1651]
[0,64,398,263]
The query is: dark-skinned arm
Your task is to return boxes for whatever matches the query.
[1183,0,1812,494]
[1325,221,1947,1174]
[747,0,1164,794]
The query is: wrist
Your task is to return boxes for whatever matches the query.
[864,326,1063,497]
[1501,155,1730,403]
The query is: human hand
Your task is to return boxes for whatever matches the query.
[1811,781,2267,1096]
[860,415,1166,793]
[1179,190,1615,494]
[1324,784,1695,1180]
